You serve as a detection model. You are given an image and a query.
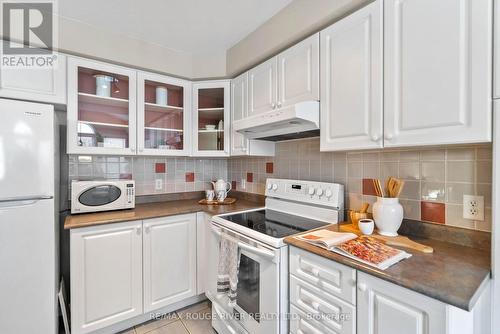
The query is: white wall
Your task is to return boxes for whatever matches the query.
[226,0,372,76]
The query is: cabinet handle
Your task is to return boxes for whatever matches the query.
[271,103,276,110]
[131,148,136,152]
[371,134,380,142]
[277,101,282,108]
[136,226,141,235]
[139,148,144,153]
[358,283,367,292]
[385,132,394,140]
[145,226,150,233]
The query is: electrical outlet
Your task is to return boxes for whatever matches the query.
[155,178,163,191]
[240,179,246,190]
[463,195,484,221]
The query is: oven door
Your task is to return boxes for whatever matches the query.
[208,222,280,334]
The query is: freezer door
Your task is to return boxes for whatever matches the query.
[0,198,56,334]
[0,98,54,199]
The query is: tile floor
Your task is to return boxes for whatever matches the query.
[119,301,215,334]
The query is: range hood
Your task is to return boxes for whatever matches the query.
[233,101,319,141]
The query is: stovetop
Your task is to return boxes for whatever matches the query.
[221,209,329,239]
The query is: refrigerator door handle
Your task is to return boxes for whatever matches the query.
[0,195,53,204]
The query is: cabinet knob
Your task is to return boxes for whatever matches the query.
[139,148,144,153]
[145,226,150,233]
[358,283,367,292]
[385,133,394,140]
[271,103,276,109]
[371,134,380,142]
[277,102,282,108]
[131,148,136,152]
[136,226,141,235]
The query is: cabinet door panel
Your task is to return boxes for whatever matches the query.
[143,214,197,312]
[495,0,500,98]
[231,73,249,155]
[248,57,277,116]
[70,221,143,334]
[384,0,492,146]
[320,0,383,151]
[277,34,319,108]
[357,272,446,334]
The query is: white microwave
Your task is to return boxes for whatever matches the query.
[71,180,135,214]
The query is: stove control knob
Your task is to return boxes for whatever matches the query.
[308,187,315,196]
[316,188,324,197]
[267,183,272,190]
[325,189,333,198]
[272,183,278,191]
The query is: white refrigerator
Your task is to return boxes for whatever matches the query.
[0,98,58,333]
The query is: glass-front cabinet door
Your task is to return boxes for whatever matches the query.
[67,57,137,155]
[137,72,191,156]
[192,80,230,156]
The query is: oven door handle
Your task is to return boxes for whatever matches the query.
[210,225,278,262]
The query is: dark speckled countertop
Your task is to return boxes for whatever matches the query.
[284,223,491,311]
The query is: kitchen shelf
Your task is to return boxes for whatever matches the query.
[145,127,183,132]
[145,102,183,113]
[198,129,224,133]
[78,92,129,107]
[78,120,129,128]
[198,107,224,111]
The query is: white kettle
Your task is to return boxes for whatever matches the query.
[211,179,232,195]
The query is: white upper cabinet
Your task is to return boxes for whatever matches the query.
[248,57,277,117]
[384,0,492,147]
[231,72,275,156]
[192,80,230,156]
[0,49,66,105]
[277,34,319,108]
[231,72,249,155]
[494,0,500,99]
[71,221,143,334]
[67,57,137,155]
[137,71,192,156]
[357,272,446,334]
[247,34,319,118]
[143,214,197,312]
[320,0,383,151]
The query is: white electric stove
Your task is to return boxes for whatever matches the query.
[207,178,344,334]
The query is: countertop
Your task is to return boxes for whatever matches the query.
[284,224,491,311]
[64,198,263,229]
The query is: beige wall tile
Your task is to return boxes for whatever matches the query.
[400,199,421,220]
[447,161,474,183]
[399,162,420,180]
[446,147,475,161]
[421,149,445,161]
[446,183,474,204]
[421,162,445,182]
[421,182,445,202]
[399,150,420,161]
[446,204,475,229]
[363,162,380,179]
[347,162,362,178]
[476,161,492,183]
[399,180,420,200]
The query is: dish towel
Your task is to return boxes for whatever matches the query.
[217,233,241,307]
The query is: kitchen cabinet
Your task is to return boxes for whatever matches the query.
[0,48,67,105]
[357,272,446,334]
[137,71,192,156]
[70,220,143,334]
[231,72,275,156]
[192,80,230,156]
[320,0,383,151]
[495,0,500,99]
[248,34,319,118]
[384,0,492,147]
[143,214,197,312]
[67,56,137,155]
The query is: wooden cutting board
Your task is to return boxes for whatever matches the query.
[198,198,237,205]
[340,224,434,253]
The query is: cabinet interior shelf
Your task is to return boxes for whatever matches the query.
[145,127,183,132]
[199,129,224,133]
[198,107,224,111]
[78,92,129,107]
[79,120,129,128]
[145,102,183,112]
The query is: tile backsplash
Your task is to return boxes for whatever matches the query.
[69,156,227,195]
[228,138,493,232]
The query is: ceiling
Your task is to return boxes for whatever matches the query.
[58,0,293,54]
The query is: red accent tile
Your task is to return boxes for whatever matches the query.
[421,201,446,224]
[246,172,253,183]
[119,173,133,180]
[185,172,194,182]
[266,162,274,174]
[231,181,237,190]
[155,163,166,173]
[362,178,377,196]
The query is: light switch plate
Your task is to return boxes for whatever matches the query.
[155,178,163,190]
[463,195,484,221]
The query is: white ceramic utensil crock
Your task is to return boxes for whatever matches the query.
[372,197,403,236]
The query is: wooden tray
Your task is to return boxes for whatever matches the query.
[340,223,434,253]
[198,198,237,205]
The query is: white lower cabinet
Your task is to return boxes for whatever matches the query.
[143,214,197,312]
[70,220,143,334]
[71,214,198,334]
[357,272,446,334]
